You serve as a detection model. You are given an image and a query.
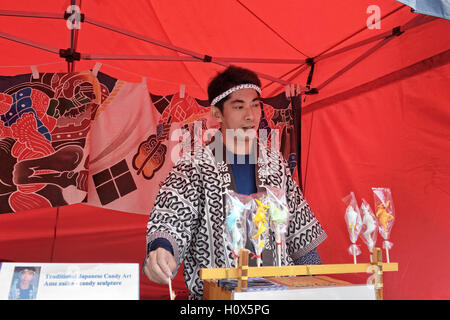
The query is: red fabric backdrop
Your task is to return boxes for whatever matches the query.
[302,60,450,299]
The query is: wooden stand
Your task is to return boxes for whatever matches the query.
[236,249,249,292]
[372,247,384,300]
[200,247,398,300]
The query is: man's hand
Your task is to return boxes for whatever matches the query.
[144,248,177,284]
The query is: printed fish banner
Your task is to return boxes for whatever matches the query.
[0,70,301,215]
[87,72,301,215]
[86,75,165,214]
[0,71,102,214]
[86,72,218,214]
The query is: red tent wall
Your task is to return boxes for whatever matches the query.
[0,207,57,262]
[302,59,450,299]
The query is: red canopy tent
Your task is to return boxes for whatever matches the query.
[0,0,449,299]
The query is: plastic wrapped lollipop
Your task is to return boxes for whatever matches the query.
[265,186,289,266]
[342,192,362,264]
[248,197,270,267]
[224,191,248,266]
[360,198,378,261]
[373,188,395,263]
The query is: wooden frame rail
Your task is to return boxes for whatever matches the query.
[200,248,398,300]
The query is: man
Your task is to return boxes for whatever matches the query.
[144,66,327,299]
[9,268,37,300]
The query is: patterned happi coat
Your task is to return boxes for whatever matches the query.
[146,139,327,299]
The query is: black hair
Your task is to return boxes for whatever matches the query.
[207,65,261,112]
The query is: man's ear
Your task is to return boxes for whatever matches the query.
[210,106,223,123]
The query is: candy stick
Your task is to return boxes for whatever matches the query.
[346,206,358,264]
[168,276,176,300]
[257,234,262,267]
[351,227,357,264]
[276,225,281,267]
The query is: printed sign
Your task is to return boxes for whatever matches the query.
[0,262,139,300]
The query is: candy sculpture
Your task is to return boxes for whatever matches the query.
[224,191,247,266]
[343,192,362,264]
[373,188,395,263]
[251,198,270,267]
[266,187,289,266]
[360,198,378,261]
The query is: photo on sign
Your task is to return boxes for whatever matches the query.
[8,266,41,300]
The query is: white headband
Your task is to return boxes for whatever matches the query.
[211,83,261,106]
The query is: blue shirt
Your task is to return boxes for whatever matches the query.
[227,151,257,196]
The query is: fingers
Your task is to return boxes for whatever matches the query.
[144,248,176,284]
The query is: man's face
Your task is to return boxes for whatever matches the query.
[20,271,34,284]
[212,88,262,148]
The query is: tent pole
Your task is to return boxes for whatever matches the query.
[316,37,396,91]
[0,11,305,64]
[303,49,450,115]
[0,29,297,88]
[82,15,433,66]
[267,4,408,92]
[262,64,306,90]
[213,57,306,64]
[316,15,435,63]
[315,4,407,58]
[0,9,301,87]
[81,54,199,61]
[0,10,62,19]
[68,0,78,73]
[316,33,392,63]
[84,17,206,61]
[0,31,60,54]
[83,54,306,64]
[316,15,435,91]
[267,64,309,96]
[269,14,435,94]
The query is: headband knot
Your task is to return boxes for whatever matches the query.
[211,83,261,106]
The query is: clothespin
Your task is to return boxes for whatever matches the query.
[285,85,291,98]
[295,84,300,97]
[91,62,102,77]
[285,84,301,99]
[30,65,39,79]
[179,84,186,98]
